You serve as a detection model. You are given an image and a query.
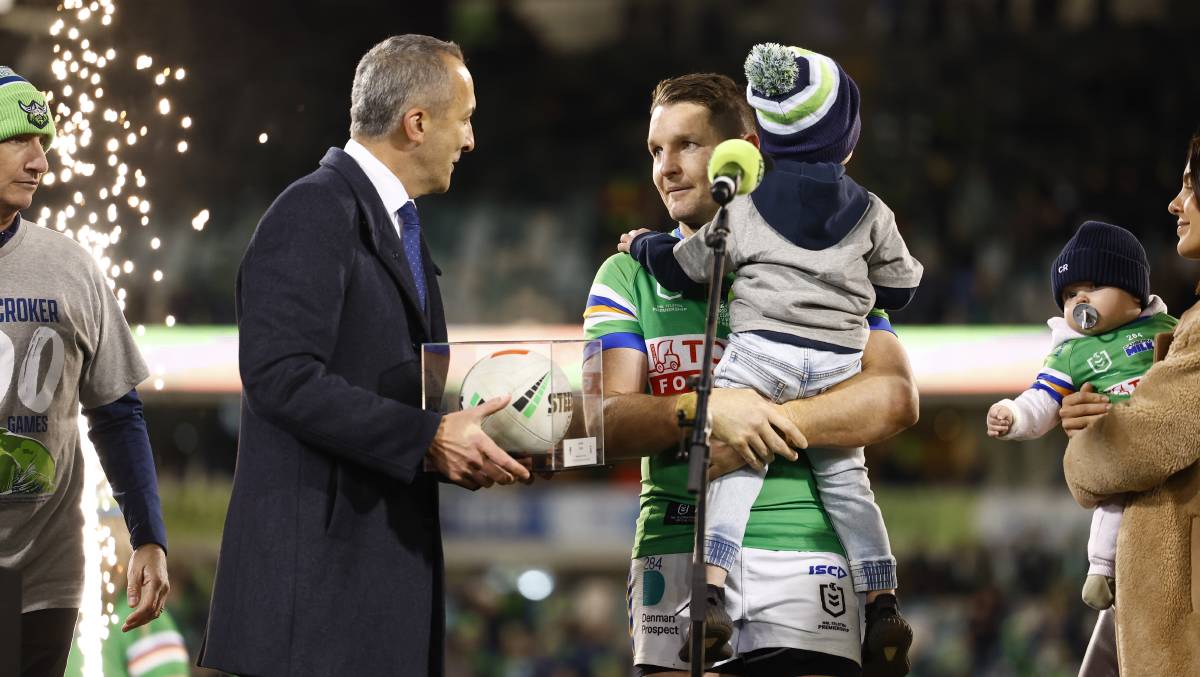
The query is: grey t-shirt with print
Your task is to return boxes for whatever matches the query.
[0,218,148,612]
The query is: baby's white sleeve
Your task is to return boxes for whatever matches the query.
[994,388,1061,440]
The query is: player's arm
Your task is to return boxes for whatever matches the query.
[777,325,919,448]
[678,316,914,458]
[587,255,695,459]
[586,255,690,459]
[614,358,803,467]
[599,348,783,471]
[600,348,687,459]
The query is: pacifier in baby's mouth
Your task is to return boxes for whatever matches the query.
[1072,303,1100,331]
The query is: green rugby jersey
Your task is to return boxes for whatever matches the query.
[1033,312,1178,404]
[585,234,893,558]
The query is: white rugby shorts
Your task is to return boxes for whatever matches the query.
[626,549,863,670]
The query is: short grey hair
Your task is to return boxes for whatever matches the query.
[349,34,464,139]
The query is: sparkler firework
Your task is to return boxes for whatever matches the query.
[41,0,207,335]
[37,2,204,673]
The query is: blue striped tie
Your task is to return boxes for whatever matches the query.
[396,202,426,310]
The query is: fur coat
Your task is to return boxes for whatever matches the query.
[1064,299,1200,676]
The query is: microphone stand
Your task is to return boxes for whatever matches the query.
[680,181,734,677]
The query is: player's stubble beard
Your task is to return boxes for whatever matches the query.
[674,197,717,239]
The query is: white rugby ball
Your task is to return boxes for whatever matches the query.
[459,350,574,454]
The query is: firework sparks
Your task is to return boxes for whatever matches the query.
[42,0,202,326]
[77,418,116,677]
[40,2,205,673]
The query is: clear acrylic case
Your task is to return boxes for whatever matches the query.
[421,340,604,472]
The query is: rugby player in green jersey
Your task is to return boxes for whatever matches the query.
[584,73,918,677]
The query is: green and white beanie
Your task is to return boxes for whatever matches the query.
[0,66,55,146]
[743,43,860,163]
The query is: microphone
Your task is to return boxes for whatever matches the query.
[707,139,765,205]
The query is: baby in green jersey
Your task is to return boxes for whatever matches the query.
[986,221,1177,611]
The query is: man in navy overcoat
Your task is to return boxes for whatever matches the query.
[198,35,530,677]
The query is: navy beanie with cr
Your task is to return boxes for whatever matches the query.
[1051,221,1150,310]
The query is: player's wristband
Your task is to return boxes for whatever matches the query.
[675,392,697,423]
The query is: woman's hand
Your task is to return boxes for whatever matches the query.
[1060,383,1111,438]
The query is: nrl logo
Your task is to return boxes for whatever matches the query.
[18,99,49,130]
[1087,350,1113,374]
[820,582,846,618]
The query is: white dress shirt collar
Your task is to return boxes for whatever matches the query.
[344,138,412,218]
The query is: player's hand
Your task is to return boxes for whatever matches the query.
[707,388,805,470]
[617,228,653,254]
[428,396,531,489]
[1060,383,1110,438]
[123,543,169,632]
[707,441,747,480]
[986,403,1013,437]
